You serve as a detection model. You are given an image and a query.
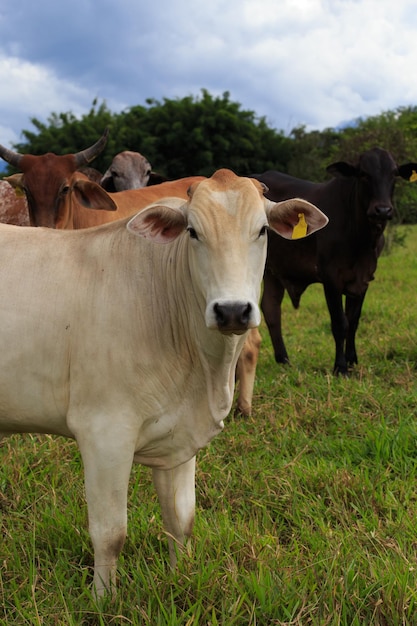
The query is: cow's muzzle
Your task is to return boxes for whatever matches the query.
[213,302,253,334]
[370,206,393,221]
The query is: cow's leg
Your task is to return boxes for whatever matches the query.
[77,433,135,598]
[261,272,289,364]
[323,283,348,375]
[345,292,366,367]
[152,456,196,567]
[235,327,262,416]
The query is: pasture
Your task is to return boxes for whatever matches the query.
[1,225,417,625]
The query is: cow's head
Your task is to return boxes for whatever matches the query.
[326,148,417,224]
[49,171,118,230]
[100,151,152,191]
[127,169,328,335]
[0,129,109,228]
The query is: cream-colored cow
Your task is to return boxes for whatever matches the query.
[2,166,259,414]
[0,169,327,596]
[32,170,261,415]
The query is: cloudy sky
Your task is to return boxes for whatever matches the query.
[0,0,416,149]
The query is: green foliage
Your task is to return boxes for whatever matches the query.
[3,93,417,221]
[2,91,293,180]
[326,108,417,224]
[287,125,340,181]
[11,100,115,174]
[121,90,292,177]
[282,107,417,222]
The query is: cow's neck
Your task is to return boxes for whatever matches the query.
[350,182,387,250]
[199,331,246,422]
[170,238,246,422]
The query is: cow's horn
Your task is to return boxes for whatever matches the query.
[74,128,109,166]
[0,144,23,167]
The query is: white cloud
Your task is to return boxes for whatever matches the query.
[0,54,84,145]
[0,52,126,147]
[0,0,417,150]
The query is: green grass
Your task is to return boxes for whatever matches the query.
[2,225,417,624]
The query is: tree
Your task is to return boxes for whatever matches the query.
[120,90,292,177]
[3,91,293,179]
[332,109,417,224]
[287,125,340,181]
[286,108,417,224]
[4,94,417,223]
[9,100,116,174]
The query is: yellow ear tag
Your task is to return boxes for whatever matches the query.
[410,170,417,182]
[292,213,308,239]
[14,187,25,198]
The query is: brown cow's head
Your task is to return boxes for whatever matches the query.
[326,147,417,224]
[0,129,109,228]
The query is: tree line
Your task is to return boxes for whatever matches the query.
[3,89,417,223]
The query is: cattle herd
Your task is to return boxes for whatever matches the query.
[0,129,415,597]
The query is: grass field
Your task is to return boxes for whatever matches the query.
[1,225,417,625]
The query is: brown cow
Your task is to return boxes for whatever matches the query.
[62,174,206,228]
[0,129,109,228]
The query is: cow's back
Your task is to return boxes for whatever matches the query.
[253,171,373,295]
[0,224,78,432]
[0,223,142,431]
[252,171,347,222]
[253,172,329,296]
[72,176,205,229]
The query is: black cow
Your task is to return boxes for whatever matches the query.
[252,148,417,374]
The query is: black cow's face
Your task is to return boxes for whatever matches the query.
[357,149,396,222]
[327,148,398,223]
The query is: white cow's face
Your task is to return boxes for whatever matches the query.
[126,169,329,335]
[185,185,268,334]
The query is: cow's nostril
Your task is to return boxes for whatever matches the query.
[374,206,392,218]
[214,302,252,331]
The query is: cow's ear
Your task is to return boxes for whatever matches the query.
[266,198,328,240]
[148,171,169,185]
[397,163,417,182]
[4,173,25,196]
[326,161,358,178]
[72,179,117,211]
[100,170,117,192]
[127,200,187,244]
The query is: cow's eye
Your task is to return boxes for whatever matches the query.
[187,226,199,240]
[259,225,268,238]
[61,186,70,196]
